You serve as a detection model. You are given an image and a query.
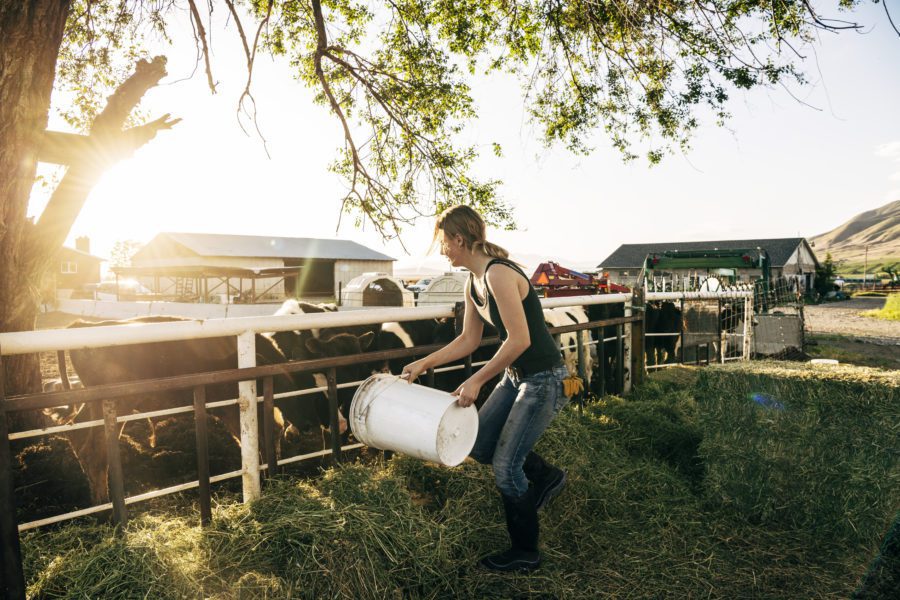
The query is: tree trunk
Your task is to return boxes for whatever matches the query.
[0,2,72,403]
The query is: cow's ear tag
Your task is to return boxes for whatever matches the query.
[359,331,375,351]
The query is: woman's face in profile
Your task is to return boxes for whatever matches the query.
[439,230,464,266]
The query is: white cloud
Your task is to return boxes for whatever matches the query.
[875,141,900,161]
[885,188,900,202]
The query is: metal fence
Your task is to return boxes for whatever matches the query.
[0,288,769,596]
[642,291,754,370]
[0,294,643,596]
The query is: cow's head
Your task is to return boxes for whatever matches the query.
[305,330,375,362]
[270,301,341,360]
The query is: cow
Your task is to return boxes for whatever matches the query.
[644,301,682,366]
[57,312,373,504]
[365,316,501,409]
[543,307,595,389]
[269,299,380,424]
[586,302,626,396]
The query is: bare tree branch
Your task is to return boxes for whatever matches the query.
[187,0,217,93]
[34,57,175,261]
[224,0,274,157]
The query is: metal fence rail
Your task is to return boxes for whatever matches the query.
[1,294,639,596]
[1,290,757,596]
[643,291,753,370]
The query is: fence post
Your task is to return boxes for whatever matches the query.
[326,368,341,463]
[615,325,624,394]
[102,399,128,528]
[596,323,606,398]
[193,385,212,526]
[575,328,586,413]
[0,350,26,600]
[630,289,644,388]
[717,298,724,363]
[236,330,261,502]
[262,377,277,480]
[679,298,685,364]
[623,296,633,394]
[742,296,753,361]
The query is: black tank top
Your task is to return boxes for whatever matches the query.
[468,258,562,375]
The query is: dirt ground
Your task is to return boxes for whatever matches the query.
[803,297,900,341]
[803,297,900,370]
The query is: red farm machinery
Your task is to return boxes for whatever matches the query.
[530,261,630,297]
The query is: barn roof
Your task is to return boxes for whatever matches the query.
[60,246,105,262]
[597,238,814,269]
[143,232,395,261]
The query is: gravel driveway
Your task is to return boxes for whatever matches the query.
[803,297,900,342]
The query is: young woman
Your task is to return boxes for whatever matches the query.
[402,205,569,572]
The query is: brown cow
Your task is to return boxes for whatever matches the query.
[58,314,373,504]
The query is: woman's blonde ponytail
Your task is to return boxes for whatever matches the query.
[478,240,510,260]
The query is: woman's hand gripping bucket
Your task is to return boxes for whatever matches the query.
[349,374,479,466]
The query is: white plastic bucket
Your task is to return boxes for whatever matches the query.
[349,374,478,466]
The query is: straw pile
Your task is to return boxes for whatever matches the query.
[21,362,899,598]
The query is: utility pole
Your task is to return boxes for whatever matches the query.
[863,244,870,290]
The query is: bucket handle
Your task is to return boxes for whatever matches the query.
[354,374,403,424]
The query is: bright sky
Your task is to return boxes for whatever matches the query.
[28,1,900,276]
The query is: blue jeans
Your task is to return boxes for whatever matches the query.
[469,365,569,497]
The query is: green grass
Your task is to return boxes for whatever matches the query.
[836,258,900,275]
[806,334,900,369]
[862,293,900,321]
[21,363,900,599]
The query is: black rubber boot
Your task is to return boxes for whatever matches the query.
[479,488,542,572]
[523,451,567,512]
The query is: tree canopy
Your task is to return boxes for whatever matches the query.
[39,0,900,238]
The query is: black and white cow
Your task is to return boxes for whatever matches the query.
[57,310,372,504]
[543,306,596,390]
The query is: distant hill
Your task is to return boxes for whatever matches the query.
[810,200,900,272]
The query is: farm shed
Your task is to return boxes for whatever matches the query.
[47,236,104,298]
[126,232,394,303]
[597,238,819,293]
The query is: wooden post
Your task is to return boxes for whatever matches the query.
[631,289,644,388]
[575,329,586,412]
[236,331,261,502]
[103,399,128,527]
[623,296,634,393]
[263,377,277,480]
[717,298,724,363]
[0,350,26,600]
[743,296,753,360]
[596,324,606,398]
[615,325,624,394]
[326,368,341,463]
[193,386,212,526]
[56,350,70,389]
